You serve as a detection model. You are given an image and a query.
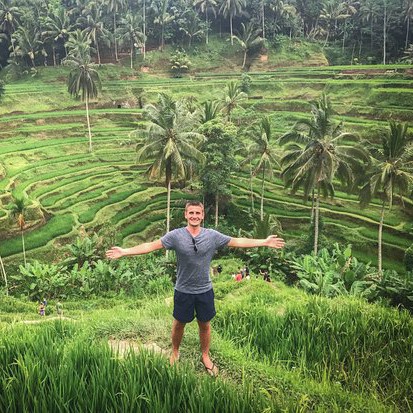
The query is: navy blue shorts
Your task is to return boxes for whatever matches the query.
[173,288,216,323]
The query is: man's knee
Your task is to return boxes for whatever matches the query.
[172,318,186,331]
[197,320,210,332]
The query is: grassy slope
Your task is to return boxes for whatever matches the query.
[0,37,412,272]
[1,269,412,412]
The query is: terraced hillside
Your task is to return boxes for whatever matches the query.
[0,65,412,271]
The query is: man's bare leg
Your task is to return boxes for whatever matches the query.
[198,320,213,368]
[170,318,185,365]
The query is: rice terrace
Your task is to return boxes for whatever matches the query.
[1,1,413,412]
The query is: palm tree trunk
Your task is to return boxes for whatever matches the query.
[143,0,146,59]
[378,201,385,276]
[52,45,57,66]
[230,16,233,45]
[406,17,410,49]
[95,36,101,65]
[85,98,93,152]
[310,190,315,223]
[314,188,320,255]
[260,167,265,221]
[130,39,133,69]
[0,254,7,295]
[242,50,247,69]
[114,14,118,61]
[215,194,219,227]
[166,178,171,234]
[261,0,265,39]
[205,9,209,44]
[21,230,27,267]
[249,161,254,212]
[383,2,387,65]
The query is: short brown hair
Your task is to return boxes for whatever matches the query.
[185,201,204,211]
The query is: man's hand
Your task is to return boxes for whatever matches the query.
[105,246,125,260]
[264,235,285,249]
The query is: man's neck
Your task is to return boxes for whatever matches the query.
[186,225,202,237]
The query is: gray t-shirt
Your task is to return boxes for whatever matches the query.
[161,227,231,294]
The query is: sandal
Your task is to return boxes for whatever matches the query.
[202,361,219,377]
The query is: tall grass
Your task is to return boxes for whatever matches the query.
[0,322,273,413]
[214,291,413,410]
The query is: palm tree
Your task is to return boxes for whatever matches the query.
[280,94,368,254]
[360,0,379,53]
[41,7,73,65]
[219,0,246,45]
[0,0,20,56]
[245,116,279,221]
[65,29,93,61]
[180,9,204,49]
[220,81,247,121]
[10,23,41,67]
[135,93,205,233]
[193,0,217,44]
[151,0,174,51]
[319,0,352,48]
[118,12,145,69]
[359,121,413,275]
[66,56,101,152]
[404,0,413,48]
[200,100,221,123]
[10,194,29,267]
[103,0,126,61]
[231,22,263,69]
[76,4,110,65]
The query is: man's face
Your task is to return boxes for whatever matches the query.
[185,205,204,227]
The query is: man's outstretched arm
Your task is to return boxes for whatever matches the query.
[228,235,285,249]
[106,239,164,259]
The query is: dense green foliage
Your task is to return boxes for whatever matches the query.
[0,0,412,70]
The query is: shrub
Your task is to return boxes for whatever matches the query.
[11,261,66,300]
[170,50,191,78]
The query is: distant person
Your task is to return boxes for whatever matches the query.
[235,272,242,282]
[217,264,223,274]
[261,269,271,282]
[39,302,45,316]
[106,201,285,377]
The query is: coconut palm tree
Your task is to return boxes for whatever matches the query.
[41,7,73,65]
[231,22,263,69]
[359,121,413,275]
[10,23,41,67]
[245,116,279,221]
[219,0,246,45]
[76,4,110,65]
[220,80,247,121]
[66,55,101,152]
[135,93,205,233]
[404,0,413,48]
[103,0,126,61]
[280,93,368,254]
[0,0,20,56]
[151,0,174,51]
[10,194,30,267]
[360,0,379,53]
[65,29,93,61]
[118,11,145,69]
[193,0,217,44]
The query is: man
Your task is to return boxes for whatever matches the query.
[106,201,285,377]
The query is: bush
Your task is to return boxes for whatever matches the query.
[170,50,191,78]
